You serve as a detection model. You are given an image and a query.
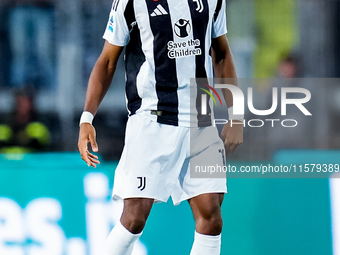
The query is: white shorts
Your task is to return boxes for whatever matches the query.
[112,113,227,205]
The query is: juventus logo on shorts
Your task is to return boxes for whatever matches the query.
[137,177,146,191]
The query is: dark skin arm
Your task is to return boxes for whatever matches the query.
[211,35,243,154]
[78,42,124,167]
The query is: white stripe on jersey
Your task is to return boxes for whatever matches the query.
[167,0,197,124]
[134,0,158,123]
[157,5,168,15]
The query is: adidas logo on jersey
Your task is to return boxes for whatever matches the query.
[150,4,168,17]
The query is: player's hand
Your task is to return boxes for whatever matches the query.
[221,121,243,154]
[78,123,100,167]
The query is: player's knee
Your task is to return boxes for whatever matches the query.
[196,213,223,235]
[122,214,147,234]
[210,214,223,234]
[129,217,147,234]
[121,198,153,234]
[207,214,223,234]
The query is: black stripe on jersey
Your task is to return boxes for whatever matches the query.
[214,0,223,21]
[124,0,135,31]
[113,0,121,11]
[146,0,179,126]
[188,0,212,127]
[124,0,144,115]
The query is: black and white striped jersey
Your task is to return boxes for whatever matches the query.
[103,0,227,127]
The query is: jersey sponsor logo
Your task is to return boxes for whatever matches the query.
[137,177,146,191]
[108,15,114,32]
[174,19,191,38]
[167,18,202,59]
[193,0,204,13]
[167,38,202,59]
[150,4,168,17]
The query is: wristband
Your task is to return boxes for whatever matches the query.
[228,106,244,122]
[79,111,94,127]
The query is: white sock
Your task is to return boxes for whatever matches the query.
[190,231,221,255]
[103,221,142,255]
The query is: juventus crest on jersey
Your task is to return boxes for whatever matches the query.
[103,0,227,127]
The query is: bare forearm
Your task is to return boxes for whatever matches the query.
[212,36,237,108]
[83,42,124,115]
[213,37,243,154]
[84,58,116,115]
[217,49,237,108]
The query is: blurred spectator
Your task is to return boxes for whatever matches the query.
[277,55,300,78]
[7,0,55,89]
[262,54,301,110]
[0,85,51,153]
[254,0,298,78]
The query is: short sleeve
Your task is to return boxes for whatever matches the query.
[103,0,133,46]
[212,0,227,38]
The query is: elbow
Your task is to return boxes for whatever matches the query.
[107,61,117,74]
[97,55,117,75]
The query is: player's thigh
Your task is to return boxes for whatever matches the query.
[188,193,224,221]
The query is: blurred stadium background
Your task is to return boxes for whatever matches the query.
[0,0,339,254]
